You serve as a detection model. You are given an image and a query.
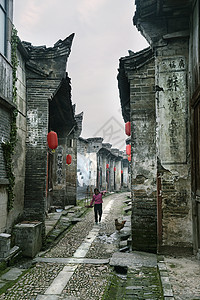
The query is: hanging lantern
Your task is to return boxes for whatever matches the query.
[114,167,116,172]
[121,170,123,174]
[66,154,72,165]
[128,155,131,162]
[125,121,131,136]
[126,144,131,155]
[47,131,58,150]
[106,164,109,169]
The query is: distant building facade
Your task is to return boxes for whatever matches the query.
[77,137,130,199]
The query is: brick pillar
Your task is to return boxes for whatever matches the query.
[129,59,157,253]
[24,91,49,223]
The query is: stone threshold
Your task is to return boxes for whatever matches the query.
[34,257,109,265]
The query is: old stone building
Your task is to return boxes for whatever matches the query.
[0,20,81,259]
[118,0,199,254]
[21,34,81,223]
[77,137,130,199]
[0,0,15,233]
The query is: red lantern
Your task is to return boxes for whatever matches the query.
[121,170,123,174]
[47,131,58,150]
[66,154,72,165]
[128,155,131,162]
[125,121,131,136]
[126,144,131,155]
[106,164,109,169]
[114,167,116,172]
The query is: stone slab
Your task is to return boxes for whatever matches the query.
[44,265,77,295]
[36,296,59,300]
[73,229,99,257]
[110,251,157,268]
[71,218,82,224]
[0,282,6,289]
[0,233,11,239]
[119,233,131,241]
[120,240,128,247]
[124,206,132,213]
[47,213,62,221]
[1,267,26,281]
[34,257,109,265]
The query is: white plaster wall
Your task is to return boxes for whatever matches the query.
[156,55,192,247]
[123,167,129,187]
[77,153,90,187]
[115,161,122,191]
[156,56,187,164]
[88,153,97,187]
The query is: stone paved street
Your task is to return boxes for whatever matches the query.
[164,255,200,299]
[0,192,164,300]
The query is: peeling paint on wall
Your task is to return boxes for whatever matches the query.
[157,57,187,164]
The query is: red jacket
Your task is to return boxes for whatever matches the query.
[90,193,103,206]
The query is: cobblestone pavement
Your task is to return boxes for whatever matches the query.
[0,192,131,300]
[164,255,200,300]
[0,263,64,300]
[0,192,169,300]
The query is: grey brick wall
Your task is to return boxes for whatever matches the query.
[23,35,75,221]
[128,58,157,253]
[0,108,11,179]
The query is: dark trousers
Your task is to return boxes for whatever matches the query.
[94,203,102,223]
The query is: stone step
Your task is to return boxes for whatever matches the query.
[124,206,132,213]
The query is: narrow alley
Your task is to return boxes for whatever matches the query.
[0,192,164,300]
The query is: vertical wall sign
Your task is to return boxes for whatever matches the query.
[156,57,187,164]
[56,146,63,184]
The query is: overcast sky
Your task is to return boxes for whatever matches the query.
[13,0,148,150]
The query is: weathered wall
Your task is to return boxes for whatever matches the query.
[0,0,14,233]
[24,79,49,222]
[77,137,126,196]
[51,143,66,208]
[66,137,77,205]
[0,188,8,232]
[128,57,157,253]
[115,160,122,191]
[77,138,96,199]
[117,0,194,253]
[122,159,130,189]
[156,40,192,249]
[51,134,77,208]
[109,160,115,191]
[77,138,90,199]
[6,45,27,231]
[23,35,74,222]
[188,0,200,253]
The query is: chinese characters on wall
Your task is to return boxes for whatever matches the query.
[157,57,187,164]
[56,146,63,184]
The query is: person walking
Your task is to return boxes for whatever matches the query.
[89,188,104,224]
